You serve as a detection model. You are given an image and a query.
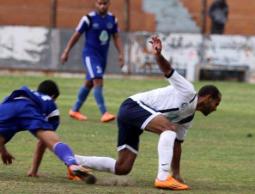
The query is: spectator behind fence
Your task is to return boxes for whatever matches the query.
[209,0,229,34]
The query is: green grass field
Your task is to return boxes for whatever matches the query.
[0,75,254,194]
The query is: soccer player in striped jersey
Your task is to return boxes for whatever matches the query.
[0,80,95,183]
[61,0,123,123]
[73,36,221,190]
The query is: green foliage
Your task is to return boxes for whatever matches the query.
[0,75,255,194]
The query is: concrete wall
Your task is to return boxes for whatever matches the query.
[0,26,125,74]
[1,26,255,82]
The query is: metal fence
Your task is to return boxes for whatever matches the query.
[0,26,255,82]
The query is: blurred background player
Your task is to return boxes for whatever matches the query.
[209,0,229,34]
[61,0,124,122]
[0,80,95,183]
[73,36,222,190]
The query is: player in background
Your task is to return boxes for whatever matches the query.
[61,0,124,122]
[0,80,96,184]
[73,36,222,190]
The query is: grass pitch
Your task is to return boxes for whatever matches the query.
[0,75,254,194]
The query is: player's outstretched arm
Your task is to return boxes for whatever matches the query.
[60,32,82,64]
[150,36,173,77]
[27,140,47,177]
[113,33,124,67]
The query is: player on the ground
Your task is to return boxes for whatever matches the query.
[0,80,96,184]
[61,0,124,123]
[72,36,222,190]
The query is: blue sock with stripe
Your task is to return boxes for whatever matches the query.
[72,86,90,111]
[93,86,106,114]
[53,142,77,166]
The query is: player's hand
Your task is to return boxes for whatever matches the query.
[60,51,69,64]
[118,53,124,68]
[149,36,162,56]
[1,150,15,165]
[27,169,39,177]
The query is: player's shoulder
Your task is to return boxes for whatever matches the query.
[169,70,196,94]
[87,11,96,17]
[107,12,118,23]
[78,11,95,26]
[37,93,58,112]
[80,11,96,20]
[107,11,114,16]
[79,11,95,21]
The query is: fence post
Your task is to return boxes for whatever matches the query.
[124,0,130,32]
[195,0,208,81]
[124,0,132,74]
[201,0,207,34]
[50,0,57,29]
[49,0,59,70]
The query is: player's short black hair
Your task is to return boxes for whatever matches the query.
[198,85,221,100]
[37,80,60,99]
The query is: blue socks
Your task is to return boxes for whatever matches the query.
[72,85,106,115]
[93,86,106,114]
[53,142,77,166]
[72,86,90,111]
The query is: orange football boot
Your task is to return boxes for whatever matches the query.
[69,110,87,121]
[67,165,96,184]
[100,112,115,122]
[154,176,190,190]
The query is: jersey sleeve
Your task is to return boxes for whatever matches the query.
[75,15,91,33]
[166,70,196,98]
[45,101,60,130]
[112,16,119,34]
[48,115,60,130]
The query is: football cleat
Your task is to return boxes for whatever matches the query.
[67,165,96,184]
[154,176,190,190]
[69,110,87,121]
[100,112,115,122]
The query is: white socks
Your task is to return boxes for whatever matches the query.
[157,130,176,181]
[75,155,116,174]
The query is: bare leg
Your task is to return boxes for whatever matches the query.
[172,140,185,183]
[35,130,60,150]
[35,130,76,166]
[115,149,137,175]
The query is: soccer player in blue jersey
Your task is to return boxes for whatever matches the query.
[0,80,95,183]
[61,0,123,122]
[73,36,222,190]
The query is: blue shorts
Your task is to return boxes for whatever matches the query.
[0,99,55,143]
[83,54,107,81]
[117,98,160,154]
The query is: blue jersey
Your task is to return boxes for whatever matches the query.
[0,86,60,142]
[76,11,119,60]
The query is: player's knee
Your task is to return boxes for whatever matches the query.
[85,81,93,89]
